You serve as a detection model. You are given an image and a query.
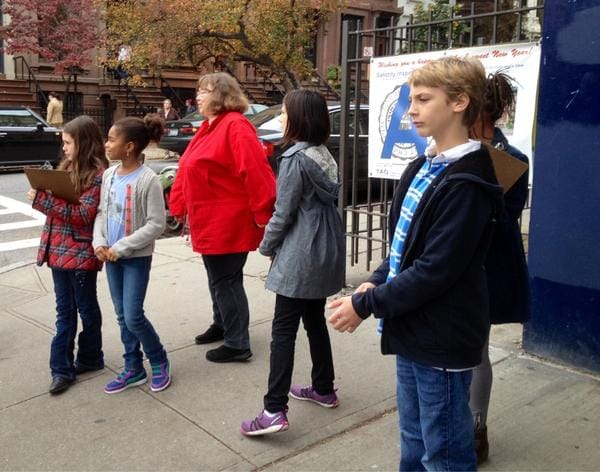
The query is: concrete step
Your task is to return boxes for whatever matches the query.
[0,91,37,101]
[98,83,168,113]
[0,79,38,108]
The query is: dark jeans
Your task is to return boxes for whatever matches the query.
[202,252,250,350]
[396,355,476,471]
[50,269,104,380]
[105,257,167,371]
[264,294,335,413]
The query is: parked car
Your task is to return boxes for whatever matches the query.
[159,111,204,155]
[248,103,379,202]
[0,107,62,169]
[159,104,269,155]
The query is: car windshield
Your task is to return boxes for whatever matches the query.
[182,112,205,121]
[246,104,269,116]
[0,109,40,127]
[249,105,283,131]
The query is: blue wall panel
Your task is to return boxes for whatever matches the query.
[524,0,600,372]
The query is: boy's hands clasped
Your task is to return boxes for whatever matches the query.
[328,281,375,333]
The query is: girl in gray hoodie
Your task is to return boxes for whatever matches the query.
[241,90,345,436]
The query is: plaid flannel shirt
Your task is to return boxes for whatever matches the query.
[33,169,104,271]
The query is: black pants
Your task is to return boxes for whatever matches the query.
[264,294,335,412]
[202,252,250,350]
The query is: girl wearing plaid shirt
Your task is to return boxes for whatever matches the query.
[28,116,109,395]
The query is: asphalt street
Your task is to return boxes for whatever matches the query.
[0,170,178,272]
[0,171,43,271]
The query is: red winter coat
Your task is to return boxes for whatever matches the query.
[169,111,276,255]
[33,169,104,271]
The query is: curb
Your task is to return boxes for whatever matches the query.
[0,259,36,275]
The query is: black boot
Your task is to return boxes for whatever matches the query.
[474,426,489,464]
[195,324,224,344]
[206,345,252,363]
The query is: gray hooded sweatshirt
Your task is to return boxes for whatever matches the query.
[259,142,345,299]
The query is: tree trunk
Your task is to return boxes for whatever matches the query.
[280,70,300,92]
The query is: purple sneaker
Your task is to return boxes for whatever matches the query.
[241,407,289,436]
[150,360,171,392]
[289,385,339,408]
[104,369,147,394]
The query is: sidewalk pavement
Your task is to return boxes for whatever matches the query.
[1,237,599,471]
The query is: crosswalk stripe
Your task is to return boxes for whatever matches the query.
[0,195,45,221]
[0,195,45,254]
[0,219,44,231]
[0,238,40,251]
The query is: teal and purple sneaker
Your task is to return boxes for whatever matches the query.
[150,360,171,392]
[104,369,147,394]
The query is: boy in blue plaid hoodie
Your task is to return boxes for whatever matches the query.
[329,56,503,471]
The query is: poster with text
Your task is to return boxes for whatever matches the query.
[368,42,541,180]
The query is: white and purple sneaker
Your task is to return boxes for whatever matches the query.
[241,407,289,436]
[289,385,339,408]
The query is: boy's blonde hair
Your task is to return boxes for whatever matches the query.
[408,56,486,128]
[198,72,249,116]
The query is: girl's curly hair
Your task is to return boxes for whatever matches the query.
[483,69,516,123]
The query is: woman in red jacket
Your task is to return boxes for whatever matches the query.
[169,72,276,363]
[28,116,109,394]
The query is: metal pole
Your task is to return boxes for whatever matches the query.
[408,14,414,53]
[427,8,433,51]
[492,0,499,43]
[516,0,524,41]
[351,24,362,264]
[470,2,475,46]
[338,20,351,280]
[448,3,454,48]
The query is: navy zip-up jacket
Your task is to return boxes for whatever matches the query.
[352,147,504,369]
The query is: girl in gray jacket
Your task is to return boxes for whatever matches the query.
[241,90,345,436]
[94,117,170,394]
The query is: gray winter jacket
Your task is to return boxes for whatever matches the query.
[259,142,345,299]
[93,165,166,259]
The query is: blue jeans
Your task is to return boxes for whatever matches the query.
[202,253,250,350]
[50,269,103,380]
[396,355,476,472]
[105,257,166,371]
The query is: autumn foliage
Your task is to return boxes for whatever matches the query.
[103,0,343,90]
[2,0,101,73]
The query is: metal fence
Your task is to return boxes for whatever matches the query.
[338,0,544,271]
[63,107,114,136]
